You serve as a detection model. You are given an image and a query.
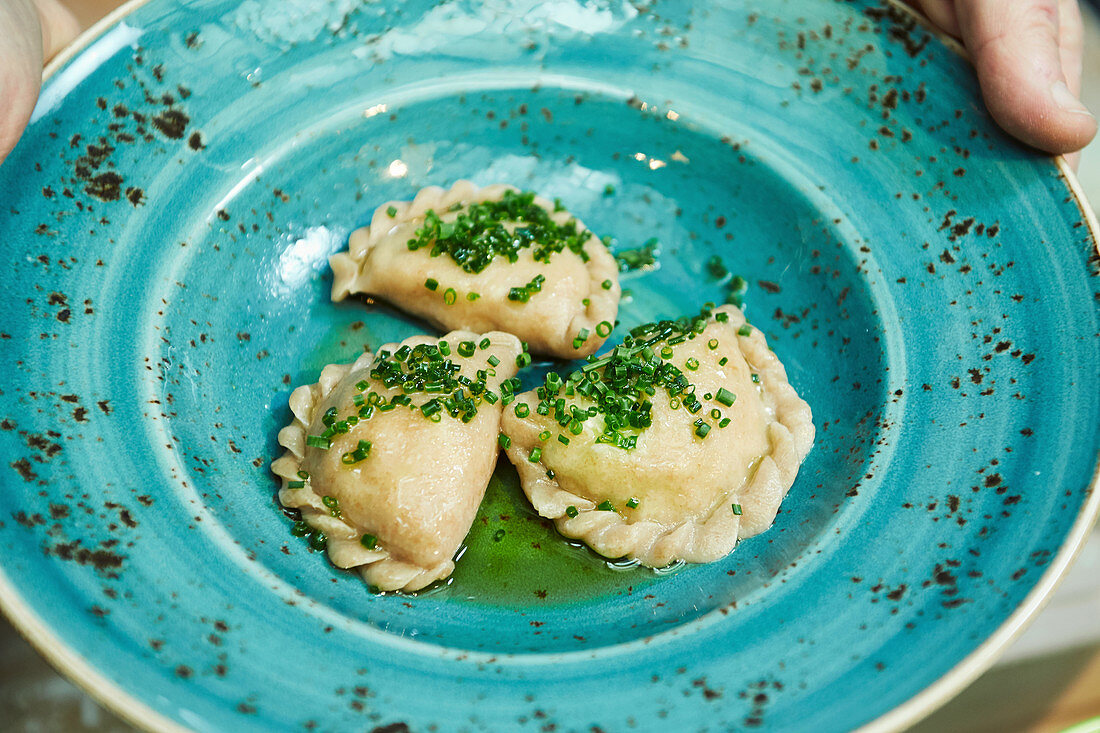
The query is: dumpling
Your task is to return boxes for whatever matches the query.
[330,180,621,358]
[500,305,813,567]
[271,329,523,591]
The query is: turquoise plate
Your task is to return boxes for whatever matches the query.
[1,0,1097,730]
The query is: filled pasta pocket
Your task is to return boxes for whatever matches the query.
[500,305,814,567]
[330,180,620,358]
[271,330,523,591]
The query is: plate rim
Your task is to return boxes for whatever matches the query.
[0,1,1097,731]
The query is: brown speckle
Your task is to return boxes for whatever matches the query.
[84,172,124,202]
[11,459,38,482]
[152,109,190,139]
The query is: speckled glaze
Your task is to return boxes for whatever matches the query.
[0,0,1097,731]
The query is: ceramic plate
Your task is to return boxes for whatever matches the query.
[1,0,1097,730]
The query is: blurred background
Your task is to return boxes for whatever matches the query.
[2,1,1098,731]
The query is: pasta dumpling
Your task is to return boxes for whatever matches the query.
[271,330,523,591]
[330,180,620,358]
[500,305,813,567]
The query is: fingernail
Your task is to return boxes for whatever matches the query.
[1050,80,1095,117]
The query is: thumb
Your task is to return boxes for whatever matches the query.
[957,0,1097,155]
[0,0,44,165]
[36,0,81,61]
[0,0,78,166]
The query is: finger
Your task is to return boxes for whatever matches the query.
[906,0,962,38]
[0,0,44,165]
[34,0,80,61]
[956,0,1097,154]
[1057,0,1084,96]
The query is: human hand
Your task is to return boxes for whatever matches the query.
[0,0,80,164]
[907,0,1096,165]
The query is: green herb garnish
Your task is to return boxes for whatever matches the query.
[406,190,592,273]
[615,238,659,272]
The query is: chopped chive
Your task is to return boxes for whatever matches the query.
[596,500,615,512]
[708,338,719,350]
[546,468,556,479]
[438,341,451,356]
[539,430,551,442]
[731,503,743,515]
[306,435,331,450]
[479,337,491,350]
[466,292,480,301]
[603,184,616,196]
[360,533,378,549]
[321,406,338,427]
[528,447,542,462]
[715,312,729,323]
[707,255,728,279]
[711,408,722,420]
[515,403,530,418]
[287,480,305,489]
[751,373,760,384]
[498,433,511,449]
[486,355,500,367]
[719,357,729,366]
[661,346,674,359]
[626,497,639,508]
[601,279,613,290]
[596,321,613,337]
[716,387,737,406]
[386,205,397,217]
[738,324,752,337]
[695,421,711,438]
[719,417,731,428]
[424,278,439,291]
[297,470,310,479]
[566,505,579,518]
[516,353,532,368]
[291,520,309,537]
[458,341,475,357]
[443,287,457,305]
[685,357,700,371]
